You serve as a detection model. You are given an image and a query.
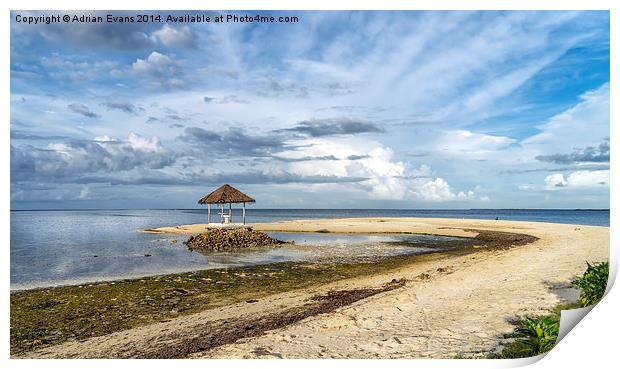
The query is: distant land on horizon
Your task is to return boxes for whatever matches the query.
[10,208,610,212]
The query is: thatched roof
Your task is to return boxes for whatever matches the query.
[198,184,256,204]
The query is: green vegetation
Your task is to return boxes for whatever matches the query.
[515,315,559,353]
[492,260,609,358]
[571,261,609,306]
[11,252,444,356]
[491,313,561,358]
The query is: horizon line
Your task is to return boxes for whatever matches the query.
[9,208,610,212]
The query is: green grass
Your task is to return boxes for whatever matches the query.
[571,261,609,306]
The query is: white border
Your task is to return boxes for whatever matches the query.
[2,1,616,368]
[0,0,616,10]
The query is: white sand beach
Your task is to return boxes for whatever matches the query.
[26,218,608,359]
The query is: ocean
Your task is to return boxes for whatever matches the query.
[10,209,609,290]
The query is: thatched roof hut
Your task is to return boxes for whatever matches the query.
[198,184,255,204]
[198,184,255,225]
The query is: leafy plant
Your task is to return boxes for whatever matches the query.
[515,315,559,354]
[491,314,560,358]
[492,261,610,359]
[571,261,609,306]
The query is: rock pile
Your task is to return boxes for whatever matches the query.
[184,229,285,252]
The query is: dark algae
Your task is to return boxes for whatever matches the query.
[135,279,407,359]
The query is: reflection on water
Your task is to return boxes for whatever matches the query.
[10,211,472,290]
[14,207,607,290]
[270,232,468,262]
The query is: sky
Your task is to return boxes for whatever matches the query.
[10,10,610,210]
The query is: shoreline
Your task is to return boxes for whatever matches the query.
[11,228,477,293]
[143,216,610,236]
[12,217,609,359]
[12,248,473,357]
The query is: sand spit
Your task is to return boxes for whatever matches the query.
[25,218,608,359]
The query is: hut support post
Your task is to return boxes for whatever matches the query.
[242,202,246,225]
[207,204,211,224]
[220,204,224,223]
[229,203,232,222]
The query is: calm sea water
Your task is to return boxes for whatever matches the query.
[10,209,608,290]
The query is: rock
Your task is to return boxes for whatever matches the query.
[184,229,285,253]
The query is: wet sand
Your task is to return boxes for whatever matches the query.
[24,218,608,359]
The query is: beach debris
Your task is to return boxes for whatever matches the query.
[173,288,189,295]
[184,229,285,253]
[417,273,431,280]
[144,254,152,257]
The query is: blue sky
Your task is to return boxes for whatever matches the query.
[10,10,610,209]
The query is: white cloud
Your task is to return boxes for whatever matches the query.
[93,135,116,142]
[412,178,476,202]
[10,11,608,209]
[522,83,609,159]
[283,137,407,199]
[281,136,481,202]
[566,170,609,188]
[544,170,609,190]
[132,52,184,89]
[544,173,568,189]
[438,130,515,156]
[479,195,491,202]
[40,55,120,83]
[518,184,536,191]
[372,11,582,122]
[414,178,456,202]
[126,132,163,152]
[78,185,90,199]
[11,132,174,182]
[410,164,432,178]
[461,50,567,113]
[132,52,178,76]
[150,24,196,48]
